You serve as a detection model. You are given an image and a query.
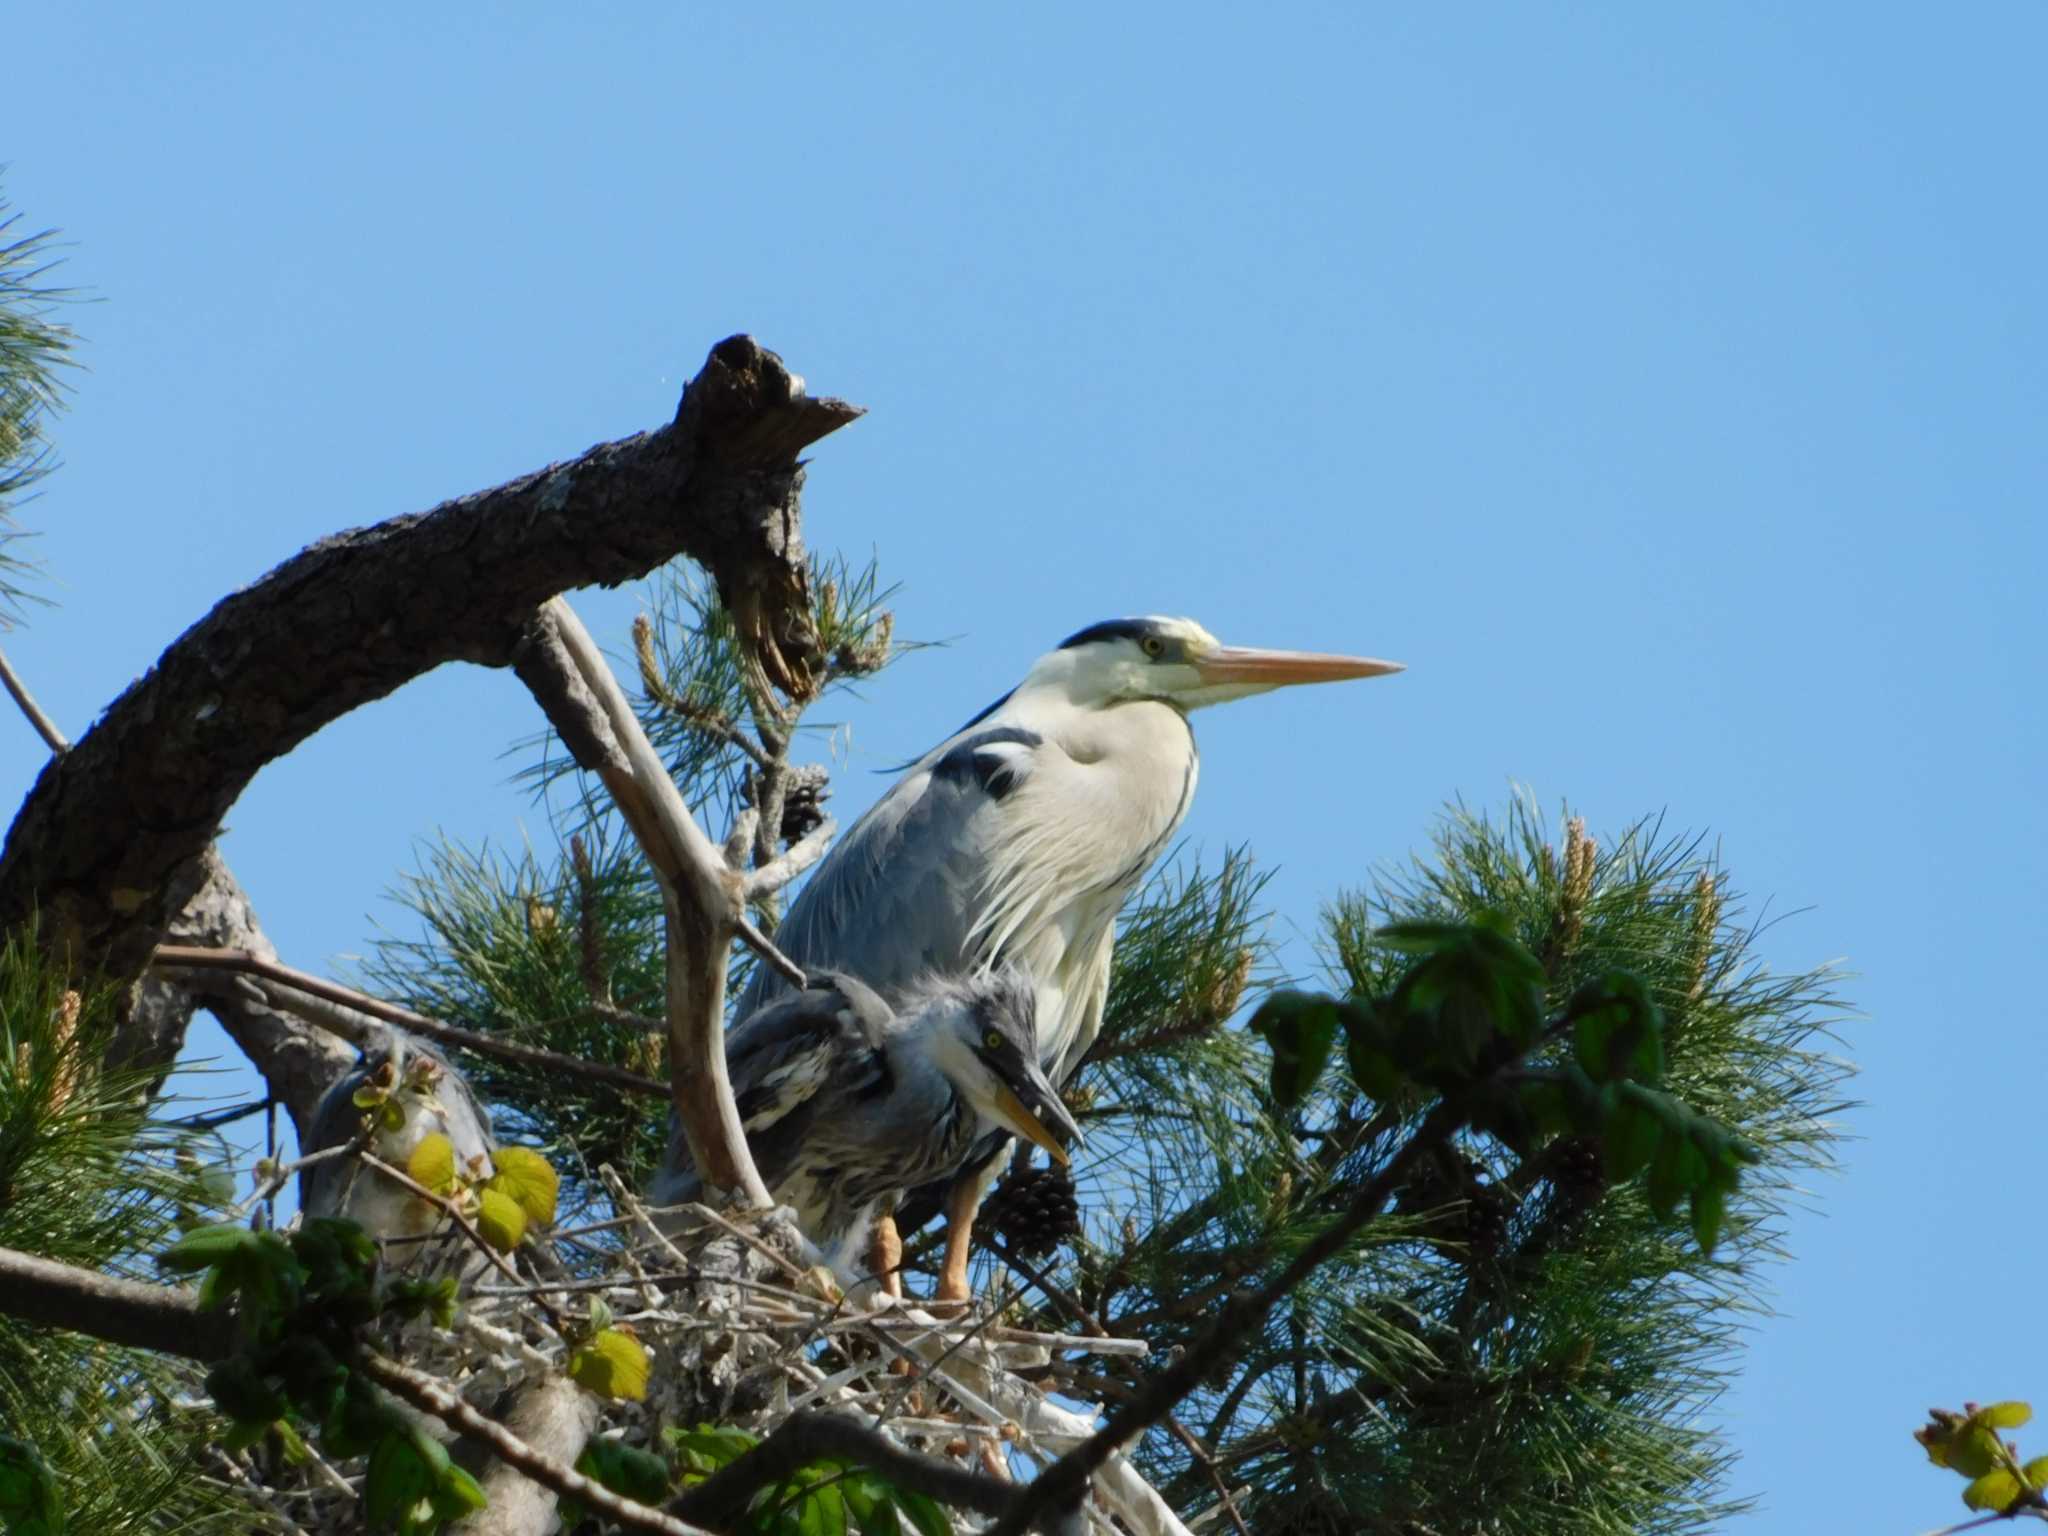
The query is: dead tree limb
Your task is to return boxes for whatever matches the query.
[511,597,781,1207]
[0,335,861,981]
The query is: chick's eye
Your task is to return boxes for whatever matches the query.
[1142,636,1165,658]
[984,1029,1004,1050]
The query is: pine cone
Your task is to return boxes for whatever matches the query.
[980,1161,1081,1259]
[744,763,832,845]
[1463,1182,1510,1260]
[1550,1135,1606,1200]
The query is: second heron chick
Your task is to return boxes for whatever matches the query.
[651,969,1083,1287]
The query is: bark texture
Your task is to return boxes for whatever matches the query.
[0,336,860,981]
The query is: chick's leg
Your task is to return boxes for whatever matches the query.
[868,1210,904,1301]
[936,1167,989,1305]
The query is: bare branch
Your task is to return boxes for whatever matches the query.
[358,1352,709,1536]
[0,1243,231,1361]
[514,599,772,1208]
[0,643,66,753]
[0,335,861,980]
[151,945,668,1099]
[744,816,837,900]
[988,1092,1474,1536]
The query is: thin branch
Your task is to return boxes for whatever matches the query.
[150,945,667,1098]
[989,1240,1249,1536]
[358,1351,708,1536]
[743,816,837,900]
[988,1087,1482,1536]
[0,643,66,753]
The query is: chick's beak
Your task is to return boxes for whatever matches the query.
[990,1062,1086,1167]
[1195,645,1404,687]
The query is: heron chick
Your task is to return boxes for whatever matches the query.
[300,1030,496,1265]
[650,969,1082,1288]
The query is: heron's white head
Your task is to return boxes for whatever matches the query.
[1024,616,1403,713]
[909,972,1085,1164]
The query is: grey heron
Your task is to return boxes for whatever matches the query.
[708,615,1402,1299]
[650,969,1082,1287]
[301,1031,497,1264]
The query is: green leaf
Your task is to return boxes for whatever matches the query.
[1983,1401,2033,1429]
[577,1440,671,1504]
[1647,1124,1706,1219]
[569,1328,650,1402]
[892,1488,954,1536]
[157,1222,257,1273]
[1249,992,1340,1108]
[406,1132,458,1196]
[430,1464,488,1520]
[1603,1085,1666,1182]
[2023,1454,2048,1488]
[795,1478,849,1536]
[475,1187,527,1252]
[365,1433,434,1529]
[485,1146,560,1227]
[1340,1004,1405,1101]
[1689,1175,1729,1256]
[1963,1468,2023,1513]
[204,1357,287,1426]
[0,1433,65,1536]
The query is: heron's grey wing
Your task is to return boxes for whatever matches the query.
[740,726,1044,1012]
[658,977,887,1198]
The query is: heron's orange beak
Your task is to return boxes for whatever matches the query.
[1195,646,1404,686]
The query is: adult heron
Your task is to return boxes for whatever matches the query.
[711,615,1402,1298]
[650,969,1082,1287]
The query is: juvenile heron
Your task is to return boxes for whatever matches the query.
[650,969,1081,1287]
[715,615,1402,1299]
[301,1031,496,1264]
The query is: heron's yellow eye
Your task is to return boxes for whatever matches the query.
[1141,636,1165,658]
[984,1029,1003,1050]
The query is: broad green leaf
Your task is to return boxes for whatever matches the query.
[1249,992,1340,1108]
[570,1328,650,1402]
[1963,1468,2023,1513]
[0,1433,64,1536]
[1604,1087,1665,1181]
[2023,1454,2048,1488]
[1689,1175,1729,1256]
[893,1488,954,1536]
[486,1146,560,1227]
[407,1132,458,1196]
[475,1187,527,1252]
[204,1357,287,1426]
[365,1434,434,1529]
[1341,1005,1405,1101]
[795,1478,849,1536]
[1984,1401,2033,1429]
[158,1222,257,1273]
[578,1440,671,1504]
[430,1463,488,1520]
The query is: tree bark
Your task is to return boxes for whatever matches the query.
[0,336,860,981]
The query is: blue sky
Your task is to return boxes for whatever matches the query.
[6,6,2044,1527]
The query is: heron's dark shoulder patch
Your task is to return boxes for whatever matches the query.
[1057,618,1168,651]
[931,726,1042,801]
